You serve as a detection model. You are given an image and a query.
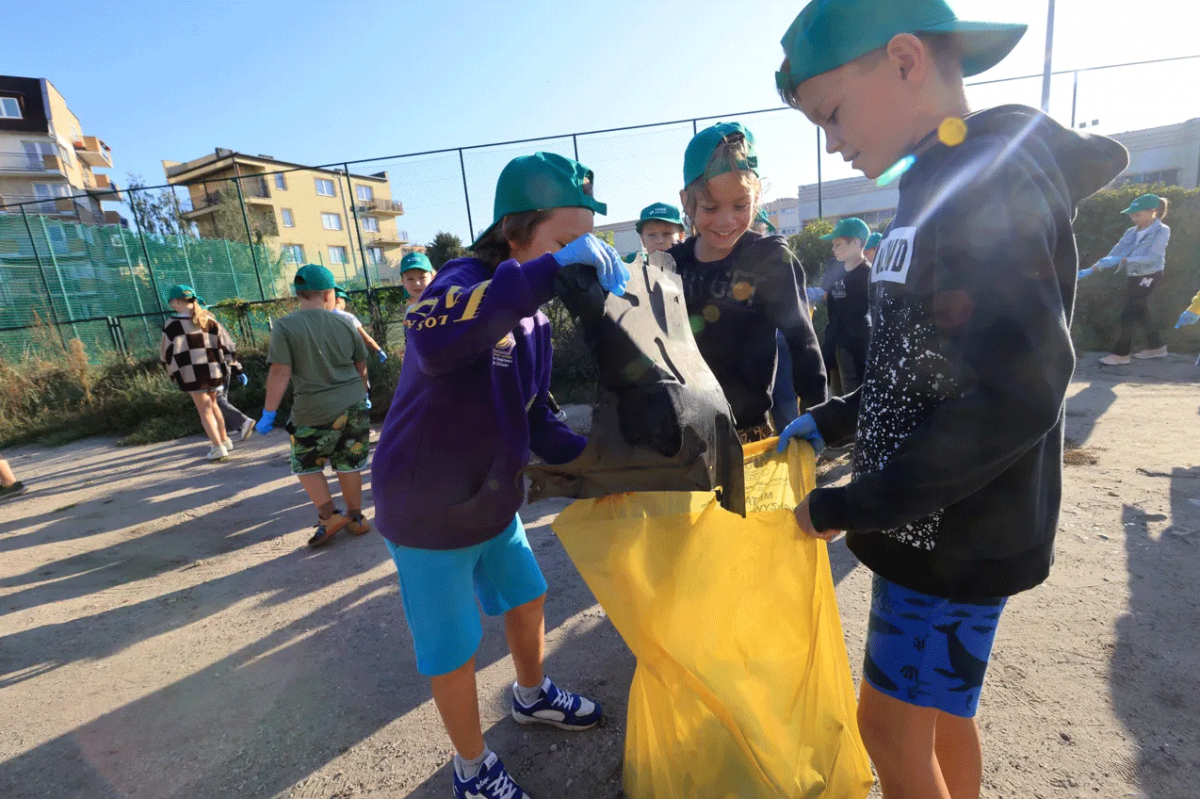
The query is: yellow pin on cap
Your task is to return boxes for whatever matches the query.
[938,117,968,147]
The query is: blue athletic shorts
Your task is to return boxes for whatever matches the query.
[863,574,1007,718]
[384,516,548,677]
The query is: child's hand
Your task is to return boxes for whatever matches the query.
[806,286,827,304]
[553,234,629,296]
[255,411,277,435]
[239,374,249,386]
[795,496,840,543]
[1095,256,1121,270]
[1177,310,1200,328]
[377,350,388,363]
[1076,267,1094,281]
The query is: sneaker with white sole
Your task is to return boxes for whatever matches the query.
[222,438,234,451]
[1099,354,1131,366]
[453,752,530,799]
[1133,347,1168,359]
[240,418,255,441]
[511,676,602,730]
[206,444,229,461]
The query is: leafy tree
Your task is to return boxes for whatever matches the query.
[426,231,466,269]
[126,175,188,239]
[788,219,835,284]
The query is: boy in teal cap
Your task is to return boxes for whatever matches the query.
[752,208,778,235]
[1079,193,1172,364]
[399,251,437,307]
[333,286,387,362]
[863,231,882,262]
[624,202,687,264]
[819,217,872,396]
[775,2,1129,796]
[257,264,373,547]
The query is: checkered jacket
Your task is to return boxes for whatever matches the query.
[159,315,236,393]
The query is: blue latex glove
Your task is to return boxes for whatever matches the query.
[1095,256,1121,270]
[255,410,277,436]
[377,350,388,363]
[552,234,630,296]
[806,286,827,304]
[1077,268,1095,281]
[776,413,825,455]
[1177,310,1200,328]
[365,397,372,410]
[238,373,248,386]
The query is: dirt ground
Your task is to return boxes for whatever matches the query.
[1,354,1197,799]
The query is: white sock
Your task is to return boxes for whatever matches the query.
[513,676,549,706]
[454,745,491,780]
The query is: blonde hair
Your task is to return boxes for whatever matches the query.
[681,137,763,225]
[1156,197,1171,220]
[188,300,211,331]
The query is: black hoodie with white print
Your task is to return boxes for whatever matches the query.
[807,105,1128,601]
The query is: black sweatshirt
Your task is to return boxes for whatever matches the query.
[807,105,1127,600]
[669,232,827,428]
[826,260,871,351]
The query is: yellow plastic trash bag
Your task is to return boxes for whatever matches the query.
[553,439,873,799]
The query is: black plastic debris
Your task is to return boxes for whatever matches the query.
[526,251,746,514]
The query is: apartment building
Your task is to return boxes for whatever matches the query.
[162,150,407,284]
[0,75,122,226]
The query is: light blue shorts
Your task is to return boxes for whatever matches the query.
[384,516,548,677]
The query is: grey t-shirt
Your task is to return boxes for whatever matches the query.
[268,308,368,427]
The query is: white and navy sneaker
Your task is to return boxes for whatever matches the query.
[453,752,530,799]
[511,677,602,730]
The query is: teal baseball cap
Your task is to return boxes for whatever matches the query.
[683,122,758,187]
[1121,193,1161,214]
[776,0,1028,96]
[400,252,434,273]
[820,217,871,241]
[865,231,883,250]
[635,202,686,233]
[167,284,205,305]
[293,263,337,292]
[334,286,349,300]
[471,152,607,250]
[754,208,778,234]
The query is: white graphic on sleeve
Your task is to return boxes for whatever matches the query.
[871,227,917,285]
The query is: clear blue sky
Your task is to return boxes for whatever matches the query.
[7,0,1200,246]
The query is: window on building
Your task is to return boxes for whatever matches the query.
[21,141,59,169]
[274,173,287,190]
[1116,169,1180,188]
[0,97,21,119]
[321,212,343,230]
[282,244,305,263]
[281,208,295,227]
[356,185,374,201]
[329,246,348,265]
[315,178,336,196]
[367,246,384,265]
[361,216,380,232]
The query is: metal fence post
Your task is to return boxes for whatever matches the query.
[458,148,475,243]
[344,163,374,291]
[572,134,579,162]
[115,227,153,348]
[129,199,167,314]
[816,128,824,220]
[38,216,80,342]
[178,233,197,289]
[224,239,242,297]
[20,205,68,349]
[233,177,267,300]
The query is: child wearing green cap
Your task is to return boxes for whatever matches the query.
[333,287,387,362]
[863,231,882,263]
[399,251,437,307]
[256,264,373,547]
[820,217,873,396]
[774,2,1129,797]
[159,285,239,461]
[670,121,826,435]
[624,202,687,264]
[1079,193,1172,365]
[372,152,625,799]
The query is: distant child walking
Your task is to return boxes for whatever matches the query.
[1078,193,1172,365]
[624,202,687,263]
[775,2,1127,797]
[819,217,872,395]
[159,285,238,461]
[669,121,826,434]
[256,264,372,547]
[373,152,624,799]
[0,452,28,503]
[334,286,388,362]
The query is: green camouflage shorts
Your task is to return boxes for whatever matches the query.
[289,400,371,475]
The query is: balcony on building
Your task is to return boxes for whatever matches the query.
[183,176,271,218]
[367,230,408,246]
[0,193,103,225]
[0,150,67,176]
[73,135,113,168]
[356,198,404,216]
[87,173,123,202]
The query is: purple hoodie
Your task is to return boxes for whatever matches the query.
[372,254,587,550]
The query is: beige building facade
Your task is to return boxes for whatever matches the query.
[0,76,122,226]
[162,150,407,286]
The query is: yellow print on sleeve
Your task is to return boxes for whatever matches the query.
[404,281,491,329]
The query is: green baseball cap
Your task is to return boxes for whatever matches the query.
[865,231,883,250]
[683,122,758,187]
[293,263,337,292]
[754,208,778,234]
[470,152,607,250]
[820,217,871,241]
[635,202,686,234]
[1121,193,1161,215]
[400,252,434,273]
[776,0,1027,96]
[334,286,349,300]
[167,284,205,305]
